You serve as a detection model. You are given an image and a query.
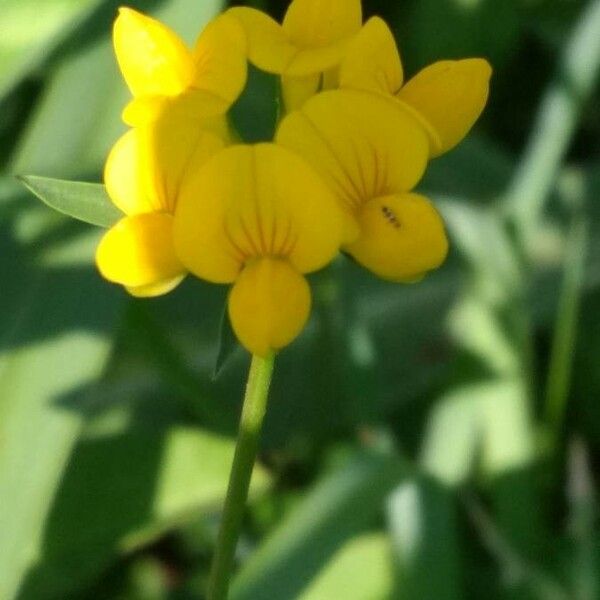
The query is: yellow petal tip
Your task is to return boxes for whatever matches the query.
[113,6,195,98]
[97,213,185,290]
[228,258,311,356]
[117,6,138,17]
[398,58,493,156]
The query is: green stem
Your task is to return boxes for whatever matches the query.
[208,353,275,600]
[544,213,588,451]
[501,0,600,406]
[505,0,600,250]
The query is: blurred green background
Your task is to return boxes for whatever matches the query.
[1,0,599,598]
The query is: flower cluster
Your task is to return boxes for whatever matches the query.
[96,0,492,357]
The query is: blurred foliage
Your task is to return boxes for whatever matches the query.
[1,0,599,599]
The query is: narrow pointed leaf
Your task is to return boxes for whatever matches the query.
[18,176,122,228]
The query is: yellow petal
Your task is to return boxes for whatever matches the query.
[284,39,353,77]
[122,89,226,126]
[174,146,246,285]
[127,275,186,298]
[282,0,362,49]
[104,129,161,215]
[219,144,347,272]
[397,58,492,157]
[134,93,228,214]
[193,13,248,105]
[113,7,196,98]
[227,7,297,74]
[96,213,185,290]
[281,73,321,112]
[122,95,169,127]
[174,144,347,284]
[108,100,227,219]
[251,143,347,273]
[339,17,403,96]
[228,258,311,356]
[276,90,430,214]
[322,66,340,90]
[345,193,448,282]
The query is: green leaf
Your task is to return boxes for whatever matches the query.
[0,333,118,600]
[20,422,270,599]
[0,185,124,600]
[213,302,240,379]
[481,382,542,563]
[18,176,122,228]
[406,0,519,70]
[0,0,104,99]
[300,534,394,600]
[420,383,484,487]
[9,35,127,178]
[422,136,514,202]
[421,378,541,562]
[439,199,521,300]
[387,476,462,600]
[231,450,406,600]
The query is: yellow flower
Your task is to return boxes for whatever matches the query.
[96,97,229,297]
[339,17,492,157]
[113,7,248,126]
[96,8,247,298]
[227,0,362,111]
[276,90,448,282]
[173,143,347,356]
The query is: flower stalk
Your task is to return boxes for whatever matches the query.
[208,353,275,600]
